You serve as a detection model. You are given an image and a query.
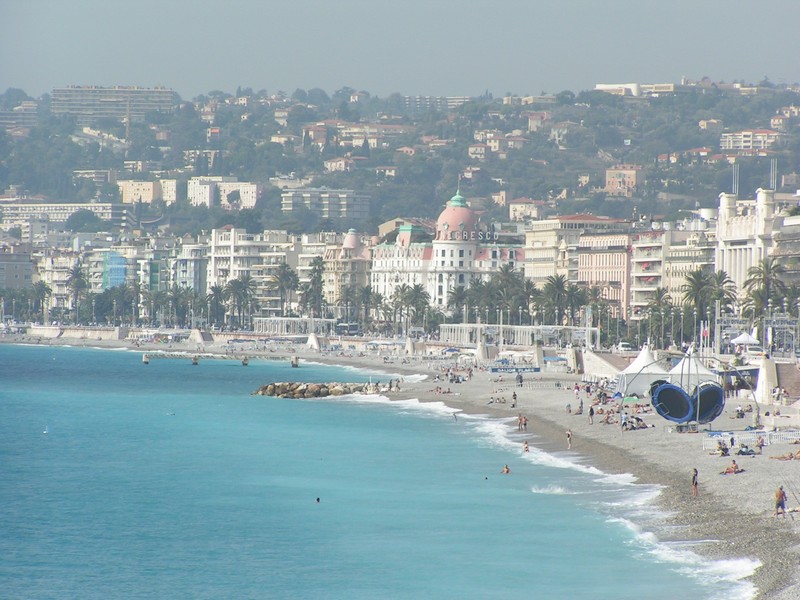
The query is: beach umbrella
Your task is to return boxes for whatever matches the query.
[731,332,759,345]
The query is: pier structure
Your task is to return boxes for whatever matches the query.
[252,317,337,336]
[438,323,600,350]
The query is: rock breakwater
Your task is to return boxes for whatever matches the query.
[252,382,371,398]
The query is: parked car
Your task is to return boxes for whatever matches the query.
[745,345,765,357]
[616,342,634,353]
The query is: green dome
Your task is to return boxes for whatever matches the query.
[448,190,467,207]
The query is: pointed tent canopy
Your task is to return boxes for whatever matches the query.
[616,345,669,397]
[306,332,321,351]
[621,345,661,374]
[668,354,718,390]
[731,332,759,345]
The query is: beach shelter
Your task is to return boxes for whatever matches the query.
[668,354,718,390]
[475,339,489,362]
[306,332,321,352]
[615,345,669,397]
[754,355,778,405]
[731,332,759,345]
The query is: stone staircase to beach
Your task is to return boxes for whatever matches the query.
[775,363,800,403]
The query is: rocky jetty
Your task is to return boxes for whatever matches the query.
[252,382,372,399]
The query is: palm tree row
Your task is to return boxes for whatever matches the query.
[0,282,52,323]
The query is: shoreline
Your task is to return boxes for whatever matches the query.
[5,334,799,598]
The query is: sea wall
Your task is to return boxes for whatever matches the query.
[29,325,128,341]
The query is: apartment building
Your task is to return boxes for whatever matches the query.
[322,229,372,316]
[0,202,134,229]
[605,164,644,197]
[281,188,370,221]
[577,233,632,318]
[524,215,628,287]
[188,177,262,209]
[51,85,177,126]
[117,180,162,204]
[0,245,33,291]
[719,129,781,151]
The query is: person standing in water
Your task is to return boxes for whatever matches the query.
[566,429,572,450]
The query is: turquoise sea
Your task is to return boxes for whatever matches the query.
[0,344,758,599]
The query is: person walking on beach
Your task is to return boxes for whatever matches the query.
[566,429,572,450]
[588,405,594,425]
[691,469,699,497]
[775,486,787,518]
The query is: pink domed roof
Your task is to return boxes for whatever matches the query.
[342,228,360,250]
[436,191,479,240]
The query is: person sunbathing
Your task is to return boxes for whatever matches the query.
[770,449,800,461]
[720,460,744,475]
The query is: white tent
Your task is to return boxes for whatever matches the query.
[668,354,718,390]
[731,332,759,345]
[616,345,669,397]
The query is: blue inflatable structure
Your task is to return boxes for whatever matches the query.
[693,382,726,424]
[651,383,695,423]
[650,380,726,425]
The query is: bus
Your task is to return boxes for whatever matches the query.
[335,322,361,336]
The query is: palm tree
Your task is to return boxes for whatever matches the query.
[391,283,412,332]
[585,286,605,328]
[273,262,299,317]
[166,284,192,328]
[446,285,469,322]
[224,276,257,328]
[66,264,87,324]
[564,283,586,326]
[337,284,358,322]
[646,287,673,348]
[357,285,373,328]
[524,280,543,325]
[706,270,737,315]
[407,283,430,327]
[744,257,786,310]
[542,274,568,325]
[681,268,710,321]
[305,257,325,318]
[32,281,52,323]
[466,278,494,322]
[206,285,226,327]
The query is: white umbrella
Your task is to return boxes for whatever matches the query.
[731,332,759,345]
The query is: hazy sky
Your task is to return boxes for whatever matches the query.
[3,0,799,100]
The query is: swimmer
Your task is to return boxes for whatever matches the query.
[523,441,529,453]
[316,497,320,503]
[501,465,511,474]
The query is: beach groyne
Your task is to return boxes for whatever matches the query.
[253,381,370,398]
